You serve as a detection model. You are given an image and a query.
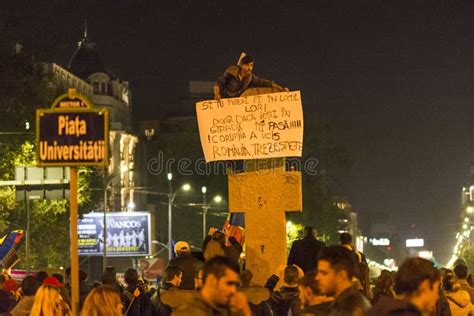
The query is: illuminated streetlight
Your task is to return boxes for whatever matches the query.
[201,190,223,240]
[167,173,191,259]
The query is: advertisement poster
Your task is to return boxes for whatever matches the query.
[78,212,150,257]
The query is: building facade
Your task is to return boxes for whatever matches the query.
[43,30,138,212]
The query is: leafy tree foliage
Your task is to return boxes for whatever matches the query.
[0,47,99,270]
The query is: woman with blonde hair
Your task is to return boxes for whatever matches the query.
[30,277,71,316]
[80,285,123,316]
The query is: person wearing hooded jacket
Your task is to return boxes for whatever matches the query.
[443,271,474,315]
[264,265,300,316]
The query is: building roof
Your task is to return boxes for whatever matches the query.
[68,32,105,79]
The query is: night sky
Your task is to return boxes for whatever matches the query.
[3,1,474,264]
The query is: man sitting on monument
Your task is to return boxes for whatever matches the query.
[214,54,288,101]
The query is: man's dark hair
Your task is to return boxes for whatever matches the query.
[454,264,469,280]
[298,272,322,295]
[124,268,138,285]
[318,246,356,279]
[284,266,300,284]
[203,256,239,283]
[241,55,254,65]
[105,266,117,276]
[339,232,352,245]
[0,274,5,285]
[164,266,183,282]
[51,273,64,284]
[240,269,253,287]
[35,271,49,284]
[21,275,39,296]
[304,226,315,237]
[395,257,440,295]
[101,271,117,286]
[79,270,88,282]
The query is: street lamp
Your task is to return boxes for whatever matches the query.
[167,173,191,259]
[201,186,223,240]
[103,166,129,269]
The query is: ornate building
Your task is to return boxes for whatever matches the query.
[43,28,138,212]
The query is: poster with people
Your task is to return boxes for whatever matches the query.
[78,212,151,257]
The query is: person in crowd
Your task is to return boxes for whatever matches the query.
[168,241,204,290]
[443,270,474,315]
[194,267,204,291]
[0,274,16,315]
[150,266,183,316]
[204,239,225,262]
[298,271,333,315]
[453,263,474,303]
[432,268,451,316]
[265,265,301,316]
[80,285,123,316]
[316,245,371,315]
[122,268,150,316]
[225,236,243,265]
[64,268,91,311]
[10,275,39,316]
[371,271,395,305]
[4,278,20,301]
[239,269,272,316]
[30,277,71,316]
[35,271,49,285]
[339,232,371,298]
[172,256,251,316]
[288,226,326,274]
[369,257,440,315]
[103,266,124,294]
[52,273,71,307]
[468,273,474,287]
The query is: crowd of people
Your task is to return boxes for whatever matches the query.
[1,227,474,315]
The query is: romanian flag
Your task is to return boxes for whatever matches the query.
[222,213,245,245]
[0,230,24,269]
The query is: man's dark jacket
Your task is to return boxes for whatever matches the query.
[368,296,422,316]
[330,285,371,316]
[264,274,299,316]
[217,65,273,98]
[287,235,326,273]
[150,282,177,316]
[168,253,203,290]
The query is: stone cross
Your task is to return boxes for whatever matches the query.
[228,159,302,285]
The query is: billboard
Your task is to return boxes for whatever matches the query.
[78,212,151,257]
[406,238,424,248]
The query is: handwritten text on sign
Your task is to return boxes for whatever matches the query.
[196,91,303,162]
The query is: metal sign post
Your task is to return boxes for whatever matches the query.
[36,88,109,316]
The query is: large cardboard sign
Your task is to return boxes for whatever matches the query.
[78,212,151,257]
[36,89,109,166]
[196,91,303,162]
